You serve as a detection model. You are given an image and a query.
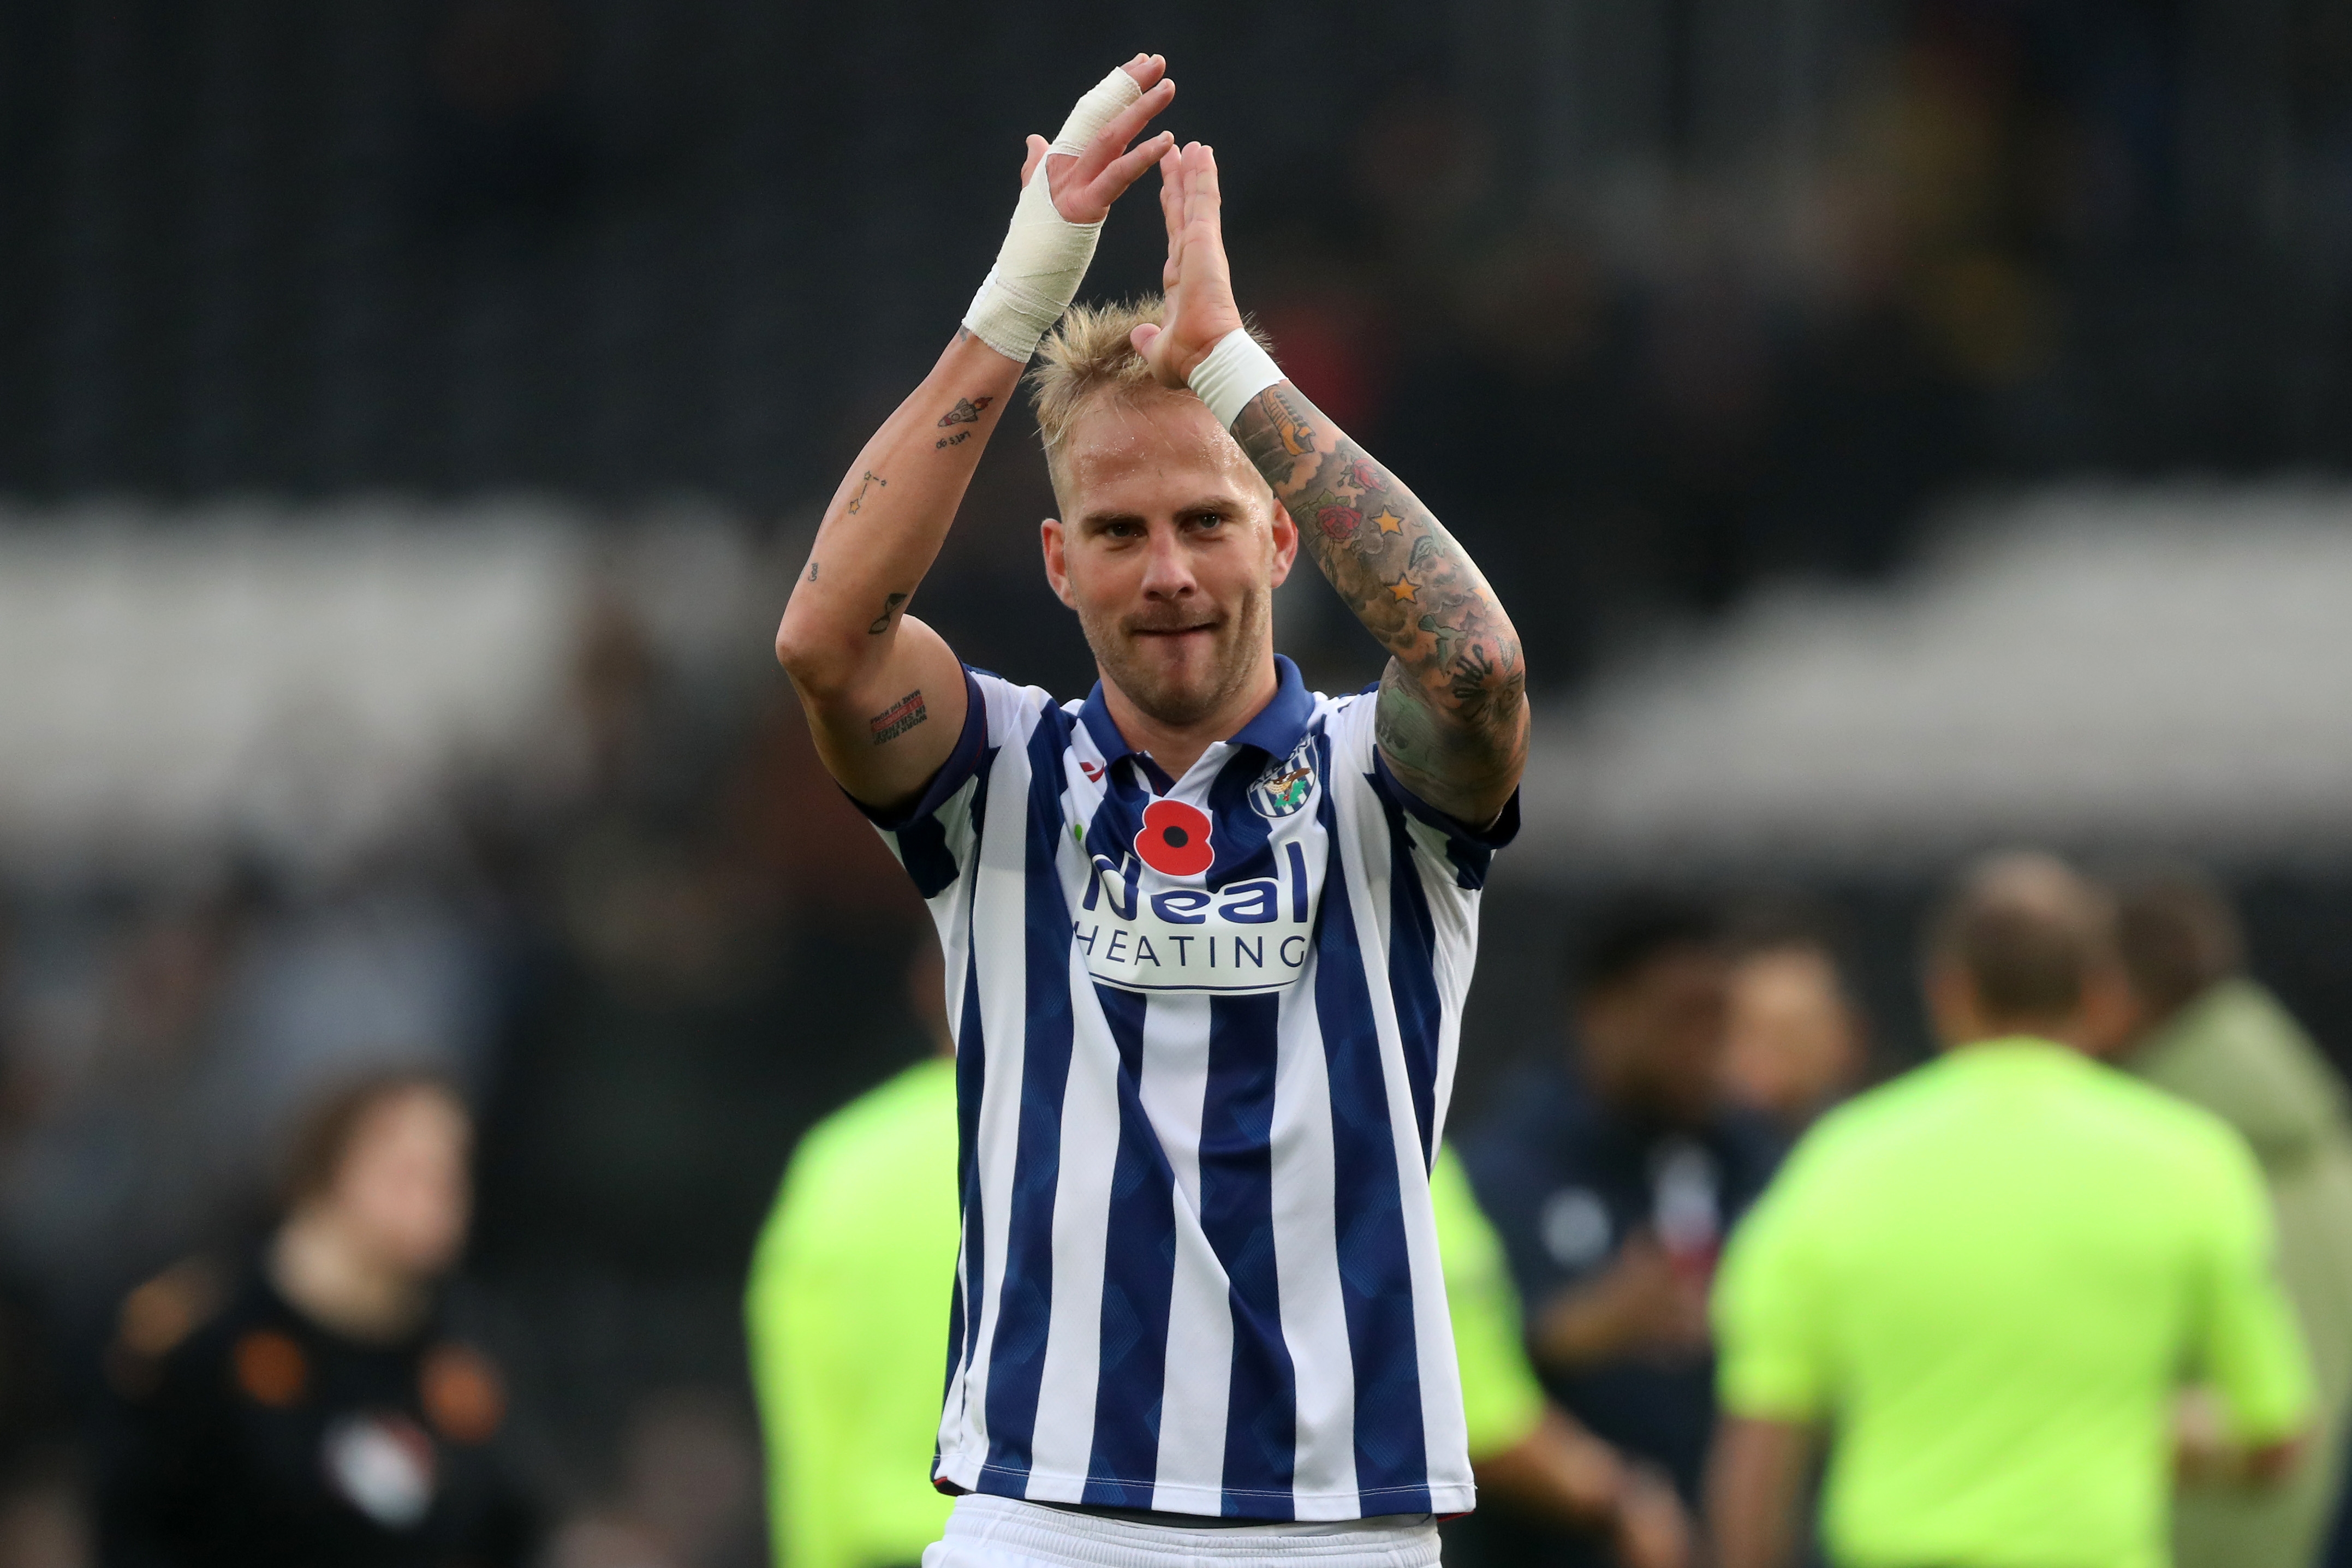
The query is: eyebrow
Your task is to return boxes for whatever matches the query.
[1078,496,1244,528]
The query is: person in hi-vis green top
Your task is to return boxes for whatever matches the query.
[746,954,1692,1568]
[1709,855,2316,1568]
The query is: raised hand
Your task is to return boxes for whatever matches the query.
[1016,54,1176,225]
[1130,141,1246,386]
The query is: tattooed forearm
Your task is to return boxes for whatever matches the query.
[867,591,909,635]
[1234,381,1527,818]
[868,689,928,745]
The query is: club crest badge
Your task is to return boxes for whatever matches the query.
[1248,738,1318,820]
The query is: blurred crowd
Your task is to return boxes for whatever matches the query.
[0,583,931,1568]
[6,571,2349,1568]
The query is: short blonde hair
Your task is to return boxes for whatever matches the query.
[1027,296,1275,509]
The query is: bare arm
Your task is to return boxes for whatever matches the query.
[1706,1416,1818,1568]
[773,58,1175,812]
[1130,144,1527,825]
[1476,1407,1693,1568]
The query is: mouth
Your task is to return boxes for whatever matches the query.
[1129,621,1220,646]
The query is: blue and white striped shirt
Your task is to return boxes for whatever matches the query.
[869,655,1515,1521]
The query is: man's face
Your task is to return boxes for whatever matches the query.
[1041,391,1297,728]
[1723,944,1860,1123]
[1576,945,1734,1125]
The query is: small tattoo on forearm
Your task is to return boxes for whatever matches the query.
[805,561,819,582]
[847,471,886,514]
[867,592,909,634]
[869,689,928,744]
[937,396,995,427]
[934,430,971,450]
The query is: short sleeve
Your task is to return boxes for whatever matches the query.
[2190,1130,2316,1443]
[1712,1168,1833,1422]
[1430,1146,1547,1459]
[852,669,1049,901]
[1326,690,1519,895]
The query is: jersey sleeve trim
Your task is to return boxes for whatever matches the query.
[1369,748,1521,890]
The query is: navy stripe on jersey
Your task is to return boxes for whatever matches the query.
[979,711,1081,1489]
[1082,983,1172,1506]
[1312,745,1431,1510]
[1376,782,1445,1170]
[1202,991,1295,1512]
[864,660,1511,1521]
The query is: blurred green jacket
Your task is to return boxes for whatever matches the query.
[2128,979,2352,1568]
[747,1057,961,1568]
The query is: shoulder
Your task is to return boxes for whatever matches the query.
[1763,1064,1949,1191]
[106,1256,302,1408]
[1460,1064,1584,1184]
[790,1060,957,1180]
[962,667,1067,744]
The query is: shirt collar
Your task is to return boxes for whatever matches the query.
[1077,655,1315,771]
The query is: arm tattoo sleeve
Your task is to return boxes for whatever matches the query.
[1234,383,1527,819]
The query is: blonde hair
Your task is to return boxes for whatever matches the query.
[1027,296,1275,508]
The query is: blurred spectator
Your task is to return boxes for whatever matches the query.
[2102,869,2352,1568]
[746,945,1691,1568]
[546,1390,760,1568]
[1459,893,1781,1565]
[1432,1146,1692,1568]
[1709,853,2315,1568]
[1721,911,1868,1136]
[94,1072,537,1567]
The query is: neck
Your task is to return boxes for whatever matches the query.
[270,1209,430,1343]
[1101,653,1278,780]
[1945,1020,2083,1053]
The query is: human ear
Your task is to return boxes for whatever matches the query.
[1040,517,1077,610]
[1267,501,1299,588]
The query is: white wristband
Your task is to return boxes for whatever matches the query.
[961,67,1143,361]
[1187,327,1285,430]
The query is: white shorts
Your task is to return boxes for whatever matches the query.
[921,1494,1443,1568]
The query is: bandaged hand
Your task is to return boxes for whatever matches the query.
[962,55,1175,362]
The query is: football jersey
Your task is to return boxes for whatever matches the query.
[865,655,1515,1521]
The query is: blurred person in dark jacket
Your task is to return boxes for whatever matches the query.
[97,1072,535,1568]
[2104,871,2352,1568]
[1460,893,1782,1565]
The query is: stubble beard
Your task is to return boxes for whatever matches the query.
[1081,581,1273,730]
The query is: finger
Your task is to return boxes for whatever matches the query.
[1068,77,1175,185]
[1019,134,1048,189]
[1157,147,1184,275]
[1189,142,1226,243]
[1129,323,1162,357]
[1117,52,1166,92]
[1091,130,1175,206]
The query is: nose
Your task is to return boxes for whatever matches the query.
[1139,521,1198,600]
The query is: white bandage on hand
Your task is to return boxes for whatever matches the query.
[1187,327,1285,430]
[961,67,1144,361]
